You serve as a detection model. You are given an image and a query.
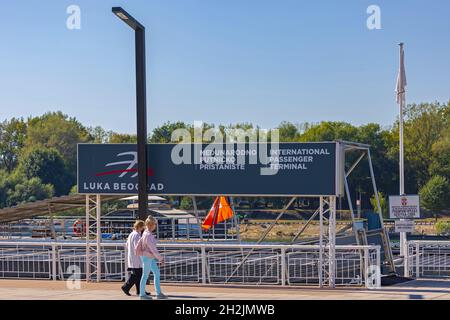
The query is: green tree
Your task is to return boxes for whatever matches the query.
[399,102,448,190]
[299,121,358,142]
[19,148,71,196]
[180,197,193,210]
[69,185,78,195]
[429,126,450,179]
[0,170,22,208]
[435,221,450,235]
[108,132,137,143]
[150,122,191,143]
[0,170,9,208]
[370,192,388,219]
[277,122,300,142]
[88,126,111,143]
[6,177,54,207]
[419,175,450,214]
[0,118,27,172]
[351,124,398,197]
[24,112,90,174]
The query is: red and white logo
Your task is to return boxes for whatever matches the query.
[95,152,154,178]
[401,197,408,206]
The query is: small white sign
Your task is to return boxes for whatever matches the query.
[389,195,420,219]
[395,220,415,233]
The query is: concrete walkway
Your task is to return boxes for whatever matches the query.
[0,279,449,300]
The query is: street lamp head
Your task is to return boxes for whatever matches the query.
[112,7,144,31]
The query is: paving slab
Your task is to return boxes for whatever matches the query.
[0,279,449,300]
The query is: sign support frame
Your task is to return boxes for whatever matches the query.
[79,140,396,285]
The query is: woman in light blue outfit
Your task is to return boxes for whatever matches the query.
[139,216,167,300]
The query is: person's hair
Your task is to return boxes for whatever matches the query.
[145,216,157,227]
[133,220,145,230]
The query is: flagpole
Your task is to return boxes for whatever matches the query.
[398,42,407,258]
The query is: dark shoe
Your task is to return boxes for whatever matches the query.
[136,291,151,296]
[121,286,131,296]
[155,293,168,300]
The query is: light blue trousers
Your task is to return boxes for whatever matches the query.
[140,256,161,296]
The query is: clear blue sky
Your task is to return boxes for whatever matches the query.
[0,0,449,133]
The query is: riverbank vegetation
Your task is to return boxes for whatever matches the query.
[1,101,448,217]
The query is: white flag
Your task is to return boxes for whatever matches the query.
[396,45,407,105]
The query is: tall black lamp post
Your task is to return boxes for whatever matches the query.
[112,7,148,219]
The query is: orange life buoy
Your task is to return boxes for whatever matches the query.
[73,220,86,236]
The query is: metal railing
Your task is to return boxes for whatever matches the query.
[0,217,237,241]
[406,240,450,278]
[0,241,380,288]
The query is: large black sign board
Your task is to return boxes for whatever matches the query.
[77,142,343,196]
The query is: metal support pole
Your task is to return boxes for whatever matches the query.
[171,219,176,240]
[224,215,228,240]
[124,243,129,282]
[135,25,148,221]
[201,246,207,284]
[319,196,324,288]
[186,219,190,240]
[156,221,160,239]
[344,174,364,256]
[230,197,241,241]
[344,174,357,223]
[112,7,148,221]
[376,246,381,285]
[367,149,396,274]
[47,204,57,240]
[52,243,57,281]
[210,197,220,241]
[96,194,101,282]
[398,44,406,257]
[85,195,90,282]
[49,203,58,281]
[404,241,409,277]
[364,247,369,288]
[191,196,204,241]
[415,243,420,278]
[328,196,336,288]
[281,247,286,286]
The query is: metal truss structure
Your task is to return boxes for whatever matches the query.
[85,195,101,282]
[318,196,337,287]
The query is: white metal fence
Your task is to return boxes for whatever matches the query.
[0,241,380,288]
[406,241,450,278]
[0,217,236,241]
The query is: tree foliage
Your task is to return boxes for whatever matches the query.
[0,118,27,172]
[180,197,193,210]
[430,126,450,179]
[24,112,90,173]
[0,170,54,208]
[419,175,450,213]
[19,148,70,196]
[0,102,448,213]
[6,177,54,206]
[401,102,449,189]
[370,192,388,218]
